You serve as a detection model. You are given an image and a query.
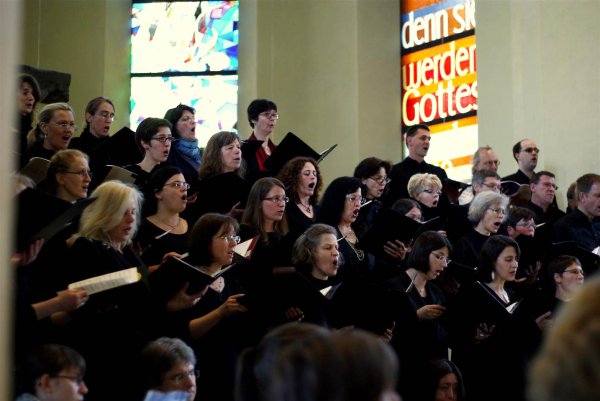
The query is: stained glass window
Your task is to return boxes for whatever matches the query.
[130,1,238,144]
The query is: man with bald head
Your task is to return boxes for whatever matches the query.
[502,139,539,184]
[472,146,500,174]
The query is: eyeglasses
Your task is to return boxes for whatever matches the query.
[539,182,559,190]
[521,147,540,154]
[516,221,536,229]
[259,112,279,120]
[431,252,451,264]
[96,111,115,121]
[53,375,86,386]
[62,170,93,178]
[563,268,584,276]
[263,196,289,204]
[482,183,502,191]
[483,160,500,167]
[179,116,195,123]
[345,194,366,205]
[422,189,442,196]
[216,235,241,244]
[164,181,190,190]
[166,369,200,384]
[151,135,176,144]
[369,175,391,185]
[488,207,506,215]
[50,121,77,131]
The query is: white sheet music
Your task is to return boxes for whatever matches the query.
[67,267,140,295]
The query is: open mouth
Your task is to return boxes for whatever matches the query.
[432,200,438,207]
[352,208,360,219]
[62,134,72,141]
[308,182,315,189]
[181,194,188,201]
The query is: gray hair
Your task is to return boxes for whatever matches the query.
[468,191,509,224]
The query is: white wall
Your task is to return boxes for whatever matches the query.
[477,0,600,208]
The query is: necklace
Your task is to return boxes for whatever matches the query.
[298,201,312,213]
[152,216,180,230]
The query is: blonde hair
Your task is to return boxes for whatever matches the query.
[77,181,143,249]
[528,276,600,401]
[26,102,74,148]
[407,173,442,199]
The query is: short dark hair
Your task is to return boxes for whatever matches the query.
[139,337,196,389]
[506,206,535,229]
[163,104,196,138]
[316,176,362,227]
[292,224,341,274]
[404,124,429,143]
[188,213,239,266]
[406,231,452,273]
[472,169,501,186]
[143,165,184,216]
[478,235,521,282]
[84,96,115,129]
[247,99,277,128]
[549,255,582,277]
[512,140,524,162]
[531,170,555,185]
[17,344,86,395]
[576,173,600,196]
[566,182,577,202]
[135,117,173,153]
[353,157,392,180]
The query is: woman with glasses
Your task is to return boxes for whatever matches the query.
[407,173,445,221]
[173,213,249,401]
[135,166,191,270]
[125,117,173,191]
[243,99,278,184]
[239,178,291,274]
[353,157,392,235]
[19,149,94,304]
[43,149,92,203]
[452,192,509,273]
[354,157,409,269]
[23,103,76,167]
[385,231,453,401]
[316,176,367,284]
[164,104,203,181]
[448,235,525,401]
[69,97,115,157]
[276,156,322,240]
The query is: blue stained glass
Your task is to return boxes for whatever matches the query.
[131,1,239,73]
[130,75,238,147]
